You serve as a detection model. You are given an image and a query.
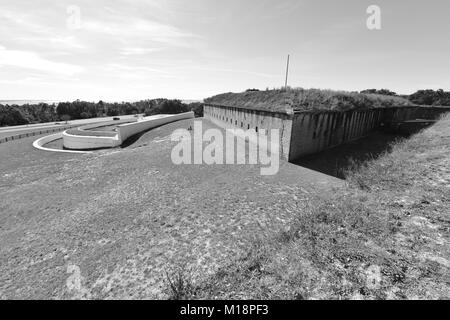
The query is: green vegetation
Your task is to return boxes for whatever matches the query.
[0,99,202,127]
[360,89,397,96]
[165,265,196,300]
[182,114,450,299]
[206,88,450,113]
[2,88,448,127]
[0,103,58,126]
[409,89,450,106]
[205,88,413,113]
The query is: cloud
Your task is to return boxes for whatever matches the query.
[104,63,169,74]
[0,46,84,76]
[15,35,86,50]
[173,65,278,78]
[82,17,201,47]
[120,47,165,55]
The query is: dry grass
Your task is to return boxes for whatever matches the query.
[205,88,413,113]
[165,264,196,300]
[189,113,450,300]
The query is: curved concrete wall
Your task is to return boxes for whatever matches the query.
[72,119,135,131]
[63,112,194,150]
[63,131,121,150]
[62,119,135,150]
[34,132,63,146]
[118,112,194,142]
[33,133,92,154]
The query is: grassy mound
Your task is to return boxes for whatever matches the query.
[205,88,413,113]
[179,113,450,300]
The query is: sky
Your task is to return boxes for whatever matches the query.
[0,0,449,101]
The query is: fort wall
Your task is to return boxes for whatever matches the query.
[204,104,293,160]
[204,103,450,162]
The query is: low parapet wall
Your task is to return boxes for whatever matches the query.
[63,119,134,150]
[63,131,121,150]
[63,112,194,150]
[33,133,92,154]
[118,112,194,142]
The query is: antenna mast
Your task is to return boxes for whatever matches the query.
[284,54,290,91]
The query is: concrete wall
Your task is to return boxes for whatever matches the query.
[33,133,92,154]
[63,112,194,150]
[382,106,450,122]
[63,119,135,150]
[74,118,135,131]
[205,104,450,162]
[63,131,121,150]
[118,112,194,142]
[204,104,293,160]
[289,109,384,160]
[289,106,450,160]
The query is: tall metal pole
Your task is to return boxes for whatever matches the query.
[284,54,290,91]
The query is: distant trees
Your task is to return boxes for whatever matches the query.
[144,99,189,116]
[60,114,71,124]
[0,99,203,127]
[56,100,102,119]
[105,104,120,117]
[360,89,397,96]
[187,102,204,117]
[359,89,450,106]
[0,103,58,126]
[98,100,105,116]
[0,105,29,126]
[409,89,450,106]
[56,99,191,119]
[80,112,91,119]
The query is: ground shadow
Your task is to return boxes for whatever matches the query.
[119,123,177,148]
[120,119,195,148]
[292,130,408,179]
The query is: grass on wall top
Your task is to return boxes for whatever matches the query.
[205,88,414,113]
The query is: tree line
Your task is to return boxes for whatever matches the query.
[360,89,450,106]
[1,89,449,127]
[0,99,203,127]
[408,89,450,106]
